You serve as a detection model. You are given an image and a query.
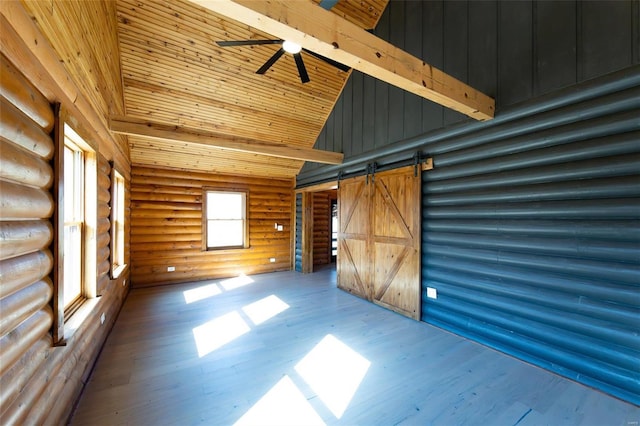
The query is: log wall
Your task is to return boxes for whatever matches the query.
[0,50,55,422]
[0,1,131,422]
[0,51,130,425]
[312,192,332,266]
[130,166,294,287]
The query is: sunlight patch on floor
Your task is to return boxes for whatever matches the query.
[236,334,371,424]
[234,376,326,426]
[295,334,371,419]
[183,274,255,304]
[242,295,290,326]
[220,274,254,291]
[192,311,250,357]
[183,283,222,304]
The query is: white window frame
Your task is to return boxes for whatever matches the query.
[203,189,249,250]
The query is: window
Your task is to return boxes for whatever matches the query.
[204,190,248,250]
[63,139,84,309]
[62,124,96,313]
[110,169,126,277]
[52,118,97,342]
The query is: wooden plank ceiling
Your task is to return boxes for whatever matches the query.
[116,0,388,178]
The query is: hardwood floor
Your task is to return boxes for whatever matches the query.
[70,267,639,425]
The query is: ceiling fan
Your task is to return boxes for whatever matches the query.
[215,0,348,84]
[215,39,350,84]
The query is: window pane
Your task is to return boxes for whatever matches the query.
[74,151,84,220]
[207,219,244,247]
[207,192,244,219]
[112,173,125,269]
[64,147,74,222]
[64,145,84,222]
[64,224,82,307]
[63,126,87,310]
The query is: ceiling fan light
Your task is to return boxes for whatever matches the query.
[283,40,302,54]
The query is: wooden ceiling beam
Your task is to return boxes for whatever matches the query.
[190,0,495,121]
[109,116,344,165]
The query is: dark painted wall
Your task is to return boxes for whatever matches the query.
[301,0,639,176]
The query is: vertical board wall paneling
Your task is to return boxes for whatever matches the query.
[341,74,354,159]
[300,0,640,178]
[403,0,423,138]
[534,1,577,94]
[498,0,533,106]
[579,1,634,80]
[421,80,640,405]
[374,7,390,150]
[387,0,405,143]
[442,0,469,127]
[468,0,497,102]
[130,167,293,287]
[420,0,444,133]
[350,72,364,156]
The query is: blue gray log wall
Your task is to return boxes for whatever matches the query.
[420,74,640,405]
[296,0,640,405]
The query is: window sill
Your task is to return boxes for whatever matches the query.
[111,263,128,279]
[62,296,101,341]
[204,246,251,253]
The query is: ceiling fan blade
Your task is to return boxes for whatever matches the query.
[302,49,351,72]
[216,39,283,47]
[294,53,310,83]
[318,0,339,10]
[256,48,286,74]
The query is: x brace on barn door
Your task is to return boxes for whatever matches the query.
[337,164,423,320]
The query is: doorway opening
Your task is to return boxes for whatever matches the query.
[331,199,337,263]
[295,182,337,274]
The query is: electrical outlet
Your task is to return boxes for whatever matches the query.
[277,225,283,231]
[167,266,175,272]
[270,258,276,263]
[427,287,438,300]
[100,313,106,324]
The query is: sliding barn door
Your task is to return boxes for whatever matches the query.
[371,166,421,319]
[338,166,421,319]
[337,175,370,299]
